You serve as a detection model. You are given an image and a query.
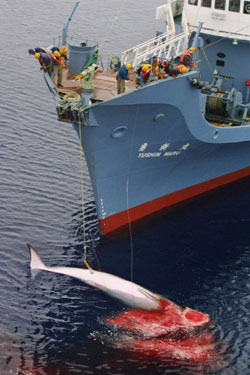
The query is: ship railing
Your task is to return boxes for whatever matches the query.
[121,10,190,69]
[52,35,95,48]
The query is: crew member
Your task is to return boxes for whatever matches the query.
[116,63,133,94]
[152,57,160,75]
[136,64,152,87]
[158,60,171,79]
[34,51,53,76]
[75,63,101,105]
[180,47,195,67]
[171,64,187,78]
[28,47,47,55]
[52,50,63,87]
[59,45,68,68]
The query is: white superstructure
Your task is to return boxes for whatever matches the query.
[184,0,250,40]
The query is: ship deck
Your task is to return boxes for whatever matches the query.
[54,67,241,128]
[54,67,136,102]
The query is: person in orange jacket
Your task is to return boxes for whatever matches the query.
[171,64,188,78]
[52,50,63,87]
[136,64,152,87]
[180,47,195,67]
[158,60,172,79]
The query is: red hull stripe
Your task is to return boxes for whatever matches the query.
[99,166,250,235]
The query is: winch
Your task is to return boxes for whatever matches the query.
[202,77,249,124]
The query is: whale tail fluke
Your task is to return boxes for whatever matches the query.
[28,244,46,271]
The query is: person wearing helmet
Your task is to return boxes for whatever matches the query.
[59,45,68,68]
[136,63,152,87]
[75,63,101,106]
[28,47,46,55]
[152,57,160,75]
[180,47,195,67]
[78,64,101,90]
[116,63,133,94]
[171,64,188,78]
[158,60,172,79]
[52,50,63,87]
[34,51,54,77]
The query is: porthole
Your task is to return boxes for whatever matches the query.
[217,52,226,58]
[111,126,128,139]
[154,113,166,122]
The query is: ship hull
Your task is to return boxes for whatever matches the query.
[73,71,250,235]
[98,167,250,234]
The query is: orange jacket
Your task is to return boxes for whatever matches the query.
[180,50,194,66]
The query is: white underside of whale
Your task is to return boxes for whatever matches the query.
[28,244,163,310]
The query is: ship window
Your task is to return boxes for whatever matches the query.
[215,0,226,9]
[188,0,198,5]
[229,0,240,12]
[216,60,225,66]
[202,0,212,7]
[243,1,250,13]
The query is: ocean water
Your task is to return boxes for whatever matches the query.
[0,0,250,374]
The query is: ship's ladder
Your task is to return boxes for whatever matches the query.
[121,3,190,69]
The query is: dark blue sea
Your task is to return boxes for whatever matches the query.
[1,0,250,374]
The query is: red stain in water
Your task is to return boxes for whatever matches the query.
[107,298,210,336]
[130,333,216,362]
[106,298,217,362]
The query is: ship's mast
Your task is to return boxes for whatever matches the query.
[62,2,79,45]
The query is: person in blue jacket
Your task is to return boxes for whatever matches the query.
[34,52,53,77]
[116,63,133,94]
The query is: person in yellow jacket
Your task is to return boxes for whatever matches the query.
[75,64,101,105]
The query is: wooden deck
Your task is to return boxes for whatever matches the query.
[54,67,136,102]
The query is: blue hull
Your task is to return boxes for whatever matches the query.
[73,70,250,234]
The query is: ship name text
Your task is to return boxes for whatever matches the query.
[137,142,190,158]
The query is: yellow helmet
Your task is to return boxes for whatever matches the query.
[53,50,60,57]
[142,64,149,71]
[189,47,195,53]
[34,52,40,59]
[126,63,132,70]
[181,66,188,73]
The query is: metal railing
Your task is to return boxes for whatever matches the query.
[121,6,190,69]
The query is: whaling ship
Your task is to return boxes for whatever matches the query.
[36,0,250,235]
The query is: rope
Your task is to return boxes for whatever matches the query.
[64,92,81,102]
[126,104,139,282]
[202,22,250,50]
[79,123,92,271]
[196,22,250,80]
[193,2,202,26]
[201,47,214,77]
[100,0,128,47]
[126,179,134,282]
